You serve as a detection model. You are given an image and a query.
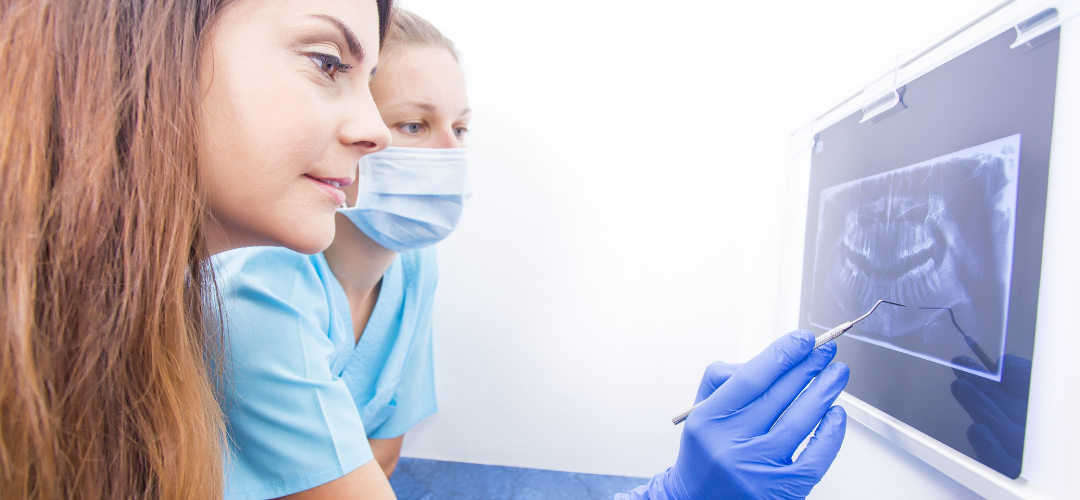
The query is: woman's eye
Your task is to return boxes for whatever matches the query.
[400,123,424,134]
[453,127,469,138]
[309,53,352,79]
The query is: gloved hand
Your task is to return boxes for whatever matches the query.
[951,354,1031,479]
[617,330,849,500]
[693,360,742,406]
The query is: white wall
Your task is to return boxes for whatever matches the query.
[396,0,1023,495]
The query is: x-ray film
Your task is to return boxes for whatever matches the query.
[800,26,1057,479]
[809,135,1020,381]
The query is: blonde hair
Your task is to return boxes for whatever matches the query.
[384,9,458,60]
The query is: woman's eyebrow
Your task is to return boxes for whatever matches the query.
[309,14,364,62]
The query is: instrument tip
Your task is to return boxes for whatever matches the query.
[855,299,909,324]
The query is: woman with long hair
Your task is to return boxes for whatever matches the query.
[0,0,393,497]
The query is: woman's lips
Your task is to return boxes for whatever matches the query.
[305,174,350,206]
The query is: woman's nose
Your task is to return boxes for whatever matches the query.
[432,128,461,149]
[341,94,392,154]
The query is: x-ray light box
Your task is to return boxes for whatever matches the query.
[784,1,1080,499]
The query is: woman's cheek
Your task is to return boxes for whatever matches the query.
[264,110,344,252]
[389,130,422,147]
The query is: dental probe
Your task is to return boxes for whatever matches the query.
[671,300,907,425]
[811,300,908,349]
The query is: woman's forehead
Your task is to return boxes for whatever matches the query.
[241,0,382,49]
[374,46,468,112]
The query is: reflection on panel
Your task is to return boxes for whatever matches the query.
[809,135,1020,381]
[951,354,1031,478]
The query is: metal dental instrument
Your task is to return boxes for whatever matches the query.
[810,300,908,349]
[671,300,907,425]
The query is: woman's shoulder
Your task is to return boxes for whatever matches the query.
[214,247,324,296]
[394,247,439,299]
[398,246,438,278]
[212,247,335,331]
[214,246,318,275]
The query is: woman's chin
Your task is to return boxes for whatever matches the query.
[280,230,335,255]
[269,216,337,255]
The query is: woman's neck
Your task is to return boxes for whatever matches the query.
[324,213,398,291]
[323,213,398,342]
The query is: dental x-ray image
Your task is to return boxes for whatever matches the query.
[808,134,1020,381]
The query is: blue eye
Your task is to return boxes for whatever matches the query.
[309,53,353,78]
[454,127,469,138]
[401,123,423,134]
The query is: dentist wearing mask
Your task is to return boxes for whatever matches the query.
[215,9,848,500]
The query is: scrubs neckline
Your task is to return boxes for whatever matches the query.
[318,252,403,357]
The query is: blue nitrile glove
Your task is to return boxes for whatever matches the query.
[617,330,849,500]
[951,354,1031,478]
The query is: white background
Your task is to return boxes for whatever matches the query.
[394,1,1076,498]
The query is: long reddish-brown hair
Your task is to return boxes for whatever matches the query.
[0,0,393,498]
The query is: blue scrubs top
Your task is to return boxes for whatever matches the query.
[214,246,438,500]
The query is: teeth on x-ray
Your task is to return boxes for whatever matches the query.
[808,134,1021,380]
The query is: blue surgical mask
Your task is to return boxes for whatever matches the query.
[339,147,472,252]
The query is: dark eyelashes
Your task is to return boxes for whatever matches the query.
[308,52,353,78]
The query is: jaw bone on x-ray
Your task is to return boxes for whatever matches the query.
[809,134,1020,381]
